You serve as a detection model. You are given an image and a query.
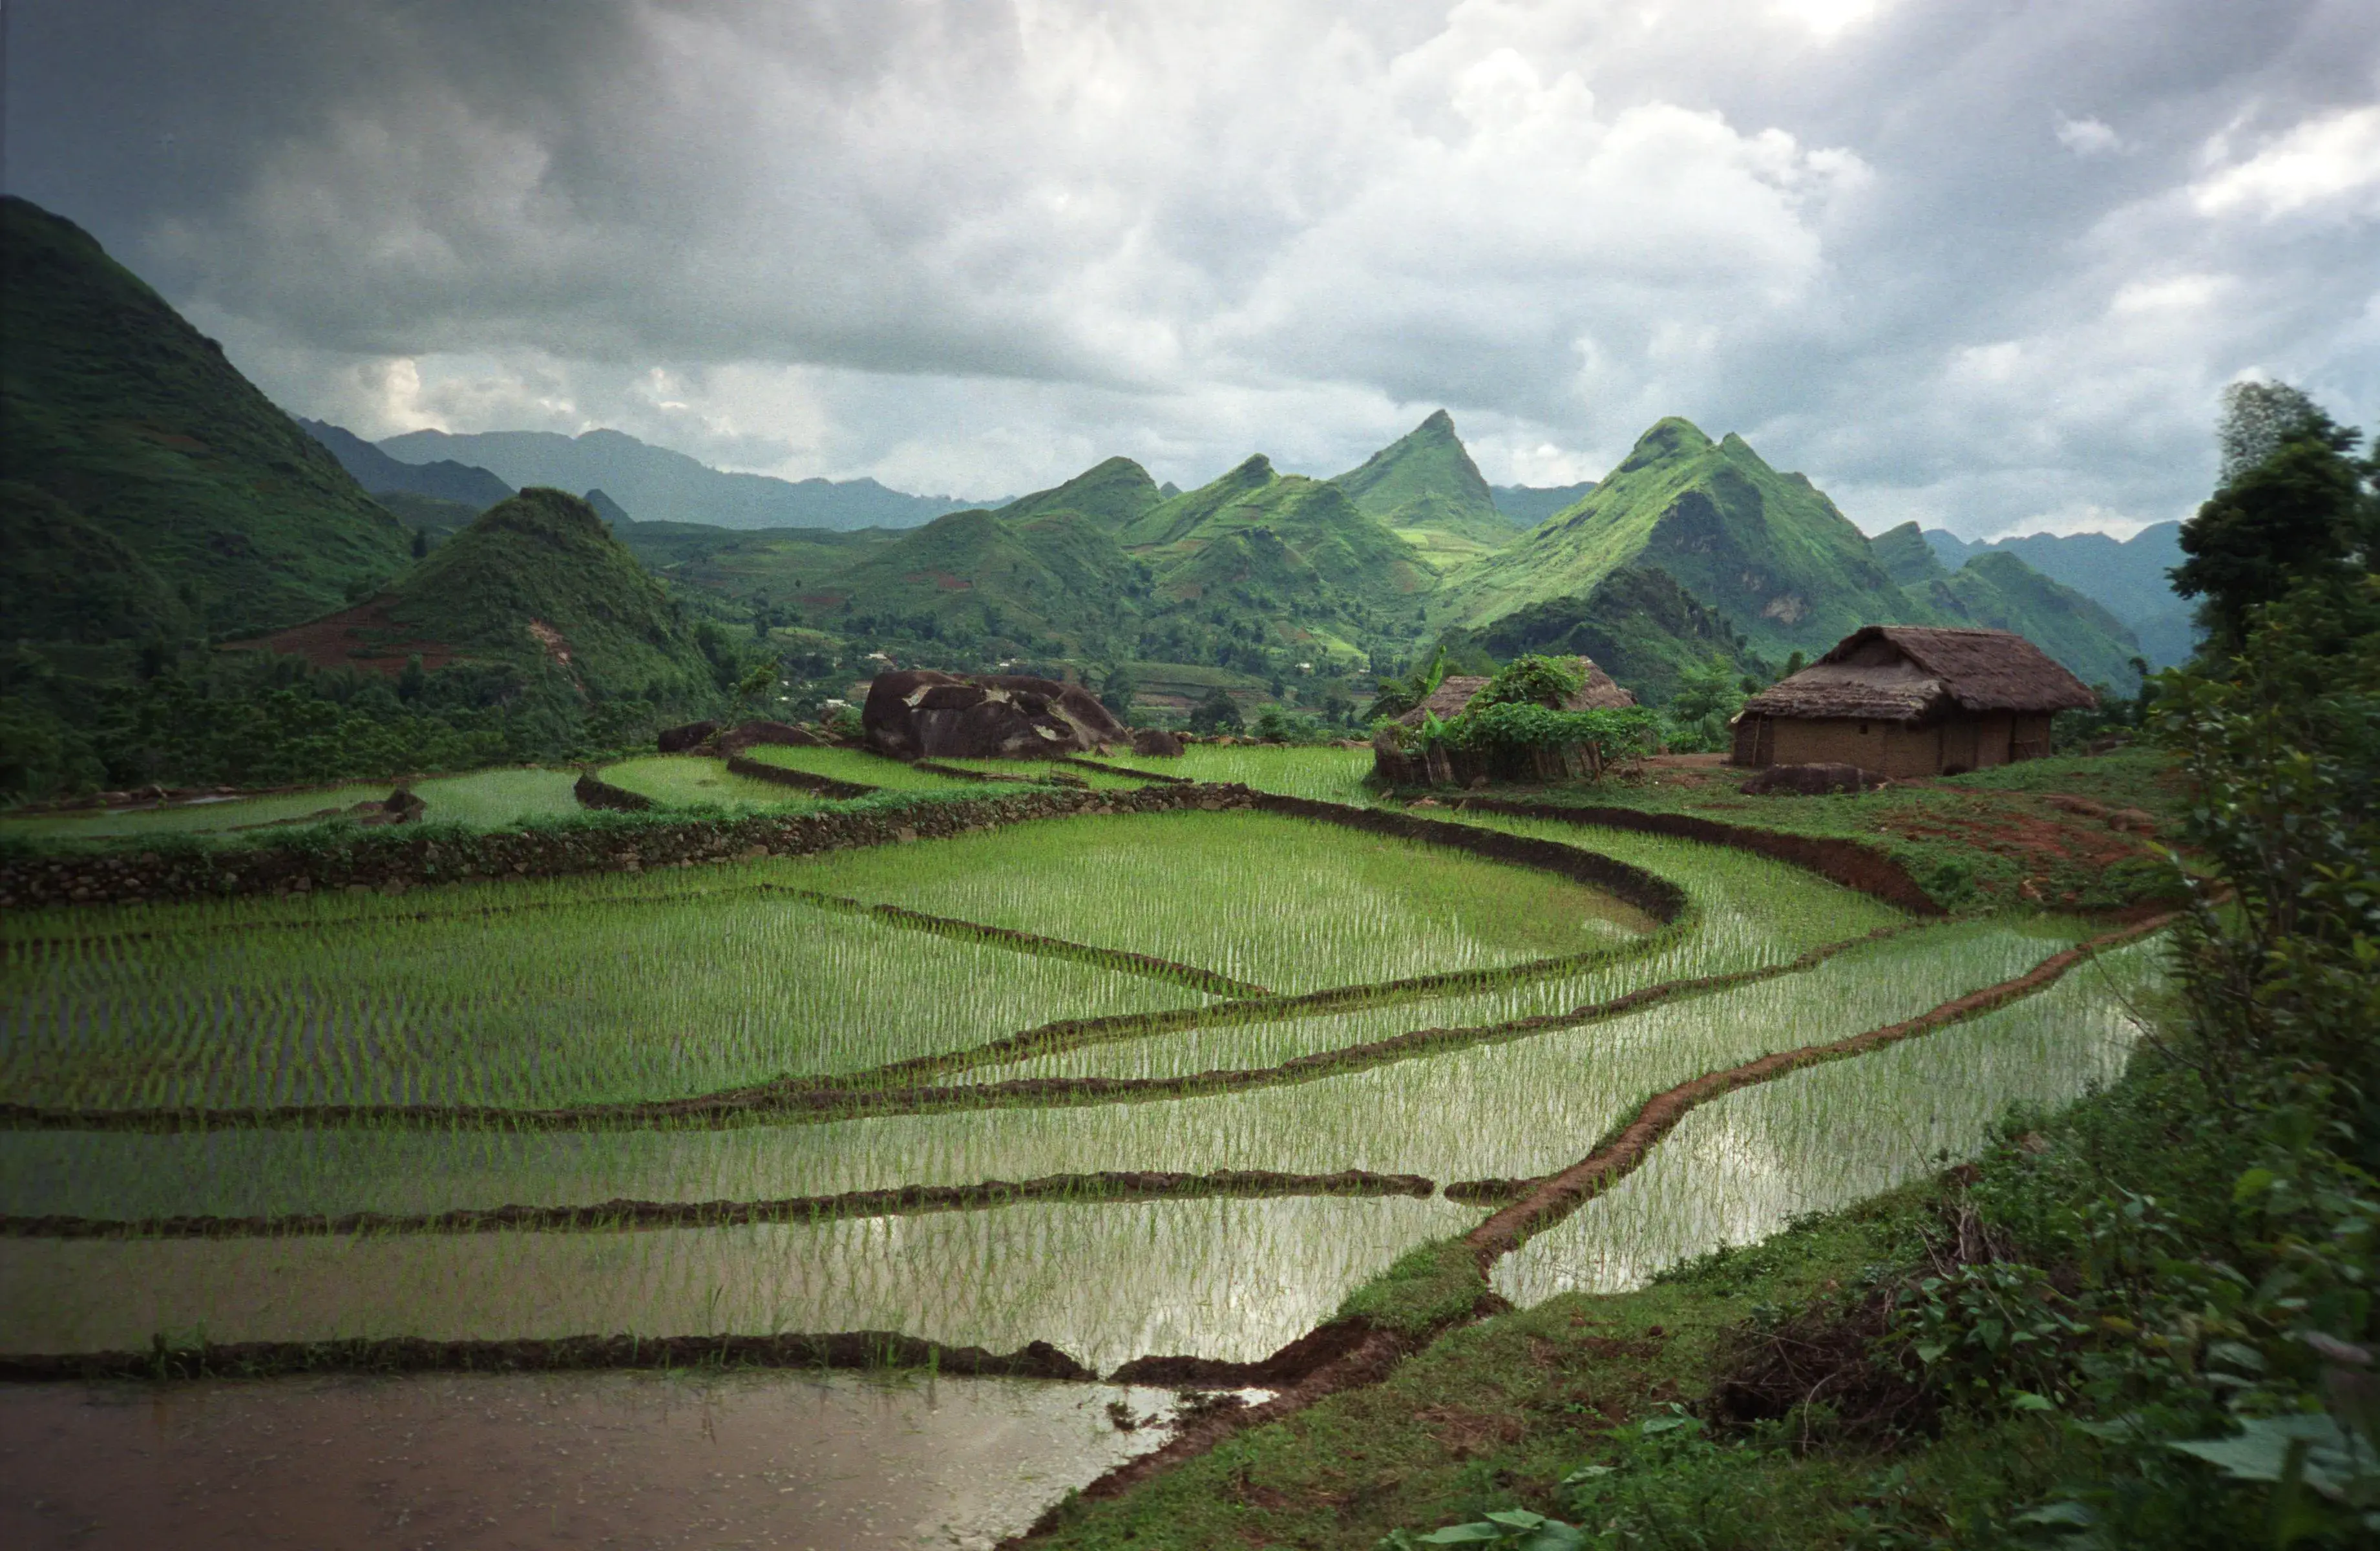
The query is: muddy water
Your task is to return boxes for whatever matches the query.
[0,1369,1190,1549]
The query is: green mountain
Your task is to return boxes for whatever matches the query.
[1130,459,1435,612]
[995,456,1163,530]
[1903,549,2144,689]
[815,505,1145,653]
[1491,481,1597,527]
[0,195,412,641]
[1871,520,1952,586]
[1926,522,2196,668]
[1438,417,1914,662]
[1432,565,1764,705]
[1330,410,1514,567]
[369,488,712,694]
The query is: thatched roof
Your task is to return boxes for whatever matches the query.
[1398,656,1635,725]
[1737,626,2096,724]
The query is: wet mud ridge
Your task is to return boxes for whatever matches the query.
[0,1167,1434,1242]
[996,913,2178,1542]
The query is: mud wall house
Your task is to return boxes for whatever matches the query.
[1729,626,2096,778]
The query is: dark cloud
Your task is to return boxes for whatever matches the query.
[7,0,2375,532]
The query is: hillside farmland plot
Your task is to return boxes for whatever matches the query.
[0,799,2161,1381]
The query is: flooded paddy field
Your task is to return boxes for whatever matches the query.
[0,1369,1186,1549]
[0,764,2173,1537]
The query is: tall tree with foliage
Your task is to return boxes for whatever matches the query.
[2175,385,2375,653]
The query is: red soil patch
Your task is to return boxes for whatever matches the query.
[223,598,458,677]
[1884,799,2149,878]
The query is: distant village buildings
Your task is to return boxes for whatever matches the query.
[1730,626,2096,779]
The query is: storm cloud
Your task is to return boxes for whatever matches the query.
[7,0,2376,534]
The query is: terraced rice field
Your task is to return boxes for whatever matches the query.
[0,768,589,841]
[735,743,983,791]
[596,754,833,810]
[0,764,2168,1387]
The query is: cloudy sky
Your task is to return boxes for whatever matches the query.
[8,1,2377,536]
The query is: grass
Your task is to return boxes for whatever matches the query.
[1442,748,2187,911]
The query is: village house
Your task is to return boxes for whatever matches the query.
[1729,626,2097,779]
[1396,656,1636,727]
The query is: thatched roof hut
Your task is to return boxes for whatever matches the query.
[1396,656,1634,726]
[1731,626,2095,777]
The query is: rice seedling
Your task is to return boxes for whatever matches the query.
[965,835,1904,1082]
[0,1193,1476,1371]
[1490,934,2170,1305]
[1089,744,1377,803]
[735,744,984,792]
[929,758,1155,792]
[0,891,1205,1110]
[407,768,585,827]
[0,920,2086,1224]
[788,811,1656,995]
[0,783,408,841]
[595,755,834,811]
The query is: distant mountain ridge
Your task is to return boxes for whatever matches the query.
[1922,523,2196,667]
[297,418,513,509]
[1490,481,1597,526]
[377,427,990,532]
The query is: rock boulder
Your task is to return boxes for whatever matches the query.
[1742,762,1871,796]
[863,671,1132,759]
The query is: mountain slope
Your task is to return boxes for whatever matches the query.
[1871,521,1952,586]
[1902,549,2144,689]
[0,195,412,640]
[995,456,1163,531]
[1331,410,1514,565]
[297,417,513,508]
[1135,469,1436,615]
[1440,417,1913,660]
[1433,565,1764,705]
[379,427,984,532]
[1490,481,1597,527]
[1924,522,2196,666]
[815,507,1145,653]
[385,488,711,691]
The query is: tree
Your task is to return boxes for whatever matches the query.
[1472,654,1583,710]
[2216,381,2354,487]
[734,662,776,716]
[1099,664,1136,721]
[1188,687,1243,733]
[410,527,430,560]
[2174,428,2370,651]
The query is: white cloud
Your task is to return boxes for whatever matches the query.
[17,0,2377,537]
[2191,104,2380,220]
[2055,114,2124,156]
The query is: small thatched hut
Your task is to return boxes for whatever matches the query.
[1376,655,1636,787]
[1730,626,2095,778]
[1395,656,1635,727]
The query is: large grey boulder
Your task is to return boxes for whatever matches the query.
[863,671,1131,759]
